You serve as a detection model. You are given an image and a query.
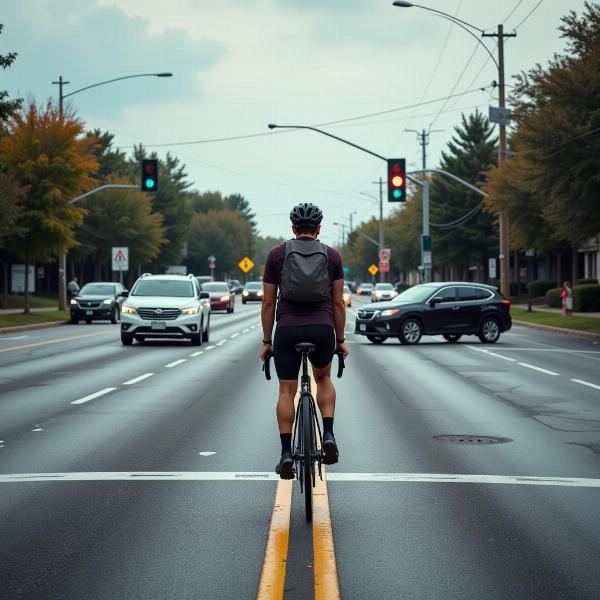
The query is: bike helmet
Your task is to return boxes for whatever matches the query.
[290,202,323,226]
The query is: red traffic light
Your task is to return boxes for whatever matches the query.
[387,158,406,202]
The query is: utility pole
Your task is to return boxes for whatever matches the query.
[483,25,516,298]
[406,128,443,170]
[372,177,385,283]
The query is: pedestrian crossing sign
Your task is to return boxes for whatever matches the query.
[238,256,255,273]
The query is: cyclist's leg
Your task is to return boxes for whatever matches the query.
[311,362,335,418]
[276,379,298,433]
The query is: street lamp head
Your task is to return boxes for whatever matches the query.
[393,1,414,7]
[268,123,278,129]
[155,72,173,77]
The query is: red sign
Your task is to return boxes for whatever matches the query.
[379,261,389,272]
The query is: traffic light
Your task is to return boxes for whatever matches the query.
[387,158,406,202]
[141,159,158,192]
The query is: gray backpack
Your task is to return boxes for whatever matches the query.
[279,239,330,303]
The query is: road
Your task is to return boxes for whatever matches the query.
[1,296,599,599]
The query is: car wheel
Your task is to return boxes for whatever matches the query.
[242,299,247,304]
[121,333,133,346]
[367,335,386,344]
[443,334,462,343]
[70,317,78,324]
[399,318,423,345]
[110,310,118,324]
[478,317,500,344]
[202,317,210,342]
[190,332,202,346]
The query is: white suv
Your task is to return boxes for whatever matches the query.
[120,273,211,346]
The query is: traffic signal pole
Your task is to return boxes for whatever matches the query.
[374,177,385,283]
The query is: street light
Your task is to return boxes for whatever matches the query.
[332,222,348,246]
[52,72,173,310]
[393,1,513,298]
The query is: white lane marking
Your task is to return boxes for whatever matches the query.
[489,348,600,354]
[198,452,217,457]
[32,428,44,432]
[1,335,27,341]
[217,340,227,346]
[517,362,559,376]
[190,351,203,357]
[467,345,517,362]
[571,378,600,391]
[122,373,154,385]
[0,472,599,488]
[242,328,250,333]
[231,333,240,339]
[165,359,187,368]
[205,345,216,351]
[71,387,117,405]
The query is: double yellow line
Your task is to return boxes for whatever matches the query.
[257,380,340,600]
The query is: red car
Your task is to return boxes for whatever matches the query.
[201,281,236,313]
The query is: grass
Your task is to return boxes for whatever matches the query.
[0,311,69,329]
[0,295,58,309]
[511,307,600,334]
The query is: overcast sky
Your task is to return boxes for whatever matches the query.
[1,0,589,246]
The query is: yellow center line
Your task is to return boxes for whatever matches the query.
[0,331,109,353]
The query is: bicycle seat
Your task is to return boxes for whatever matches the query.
[295,342,316,354]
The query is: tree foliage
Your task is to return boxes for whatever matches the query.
[0,24,22,123]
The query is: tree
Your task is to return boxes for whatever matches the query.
[225,193,258,233]
[0,24,22,123]
[429,111,498,279]
[86,129,129,180]
[0,101,98,312]
[188,190,226,213]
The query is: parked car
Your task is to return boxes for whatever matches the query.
[371,283,397,302]
[70,282,127,324]
[242,281,263,303]
[120,273,211,345]
[201,281,236,313]
[343,285,352,307]
[228,279,243,294]
[357,283,374,296]
[354,282,511,345]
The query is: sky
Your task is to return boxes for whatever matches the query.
[1,0,590,246]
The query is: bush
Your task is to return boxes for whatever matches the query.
[574,284,600,312]
[575,278,598,285]
[528,279,556,298]
[545,288,562,308]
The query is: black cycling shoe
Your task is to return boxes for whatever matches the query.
[322,432,339,465]
[275,451,295,480]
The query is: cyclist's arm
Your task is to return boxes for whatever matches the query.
[261,282,277,359]
[331,278,347,344]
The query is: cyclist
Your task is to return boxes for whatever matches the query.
[260,202,349,479]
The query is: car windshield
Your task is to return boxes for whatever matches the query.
[202,283,229,292]
[395,285,437,303]
[360,284,373,289]
[245,282,262,290]
[132,280,194,297]
[343,286,350,294]
[375,284,394,290]
[79,284,115,296]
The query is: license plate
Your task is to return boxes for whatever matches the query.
[151,321,167,330]
[86,310,93,316]
[359,324,367,331]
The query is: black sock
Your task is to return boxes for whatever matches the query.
[323,417,334,436]
[280,433,292,454]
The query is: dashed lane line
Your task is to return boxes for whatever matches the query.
[204,345,216,351]
[122,373,154,385]
[71,388,117,405]
[165,359,187,368]
[243,328,250,333]
[190,351,203,357]
[517,362,559,376]
[571,378,600,391]
[467,346,517,362]
[216,340,227,346]
[231,333,240,339]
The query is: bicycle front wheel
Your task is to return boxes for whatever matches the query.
[302,394,313,521]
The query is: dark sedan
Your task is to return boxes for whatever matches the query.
[354,282,511,345]
[242,281,263,303]
[201,281,236,313]
[70,282,127,324]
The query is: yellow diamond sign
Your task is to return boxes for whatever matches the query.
[238,256,255,273]
[368,264,379,276]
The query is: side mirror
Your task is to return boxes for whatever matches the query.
[120,291,129,298]
[429,298,438,307]
[199,292,210,299]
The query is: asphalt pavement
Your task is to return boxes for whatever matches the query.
[1,296,599,599]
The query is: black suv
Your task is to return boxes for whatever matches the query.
[70,282,127,324]
[354,282,511,345]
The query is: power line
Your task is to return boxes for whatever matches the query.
[503,0,525,24]
[431,201,485,229]
[514,0,545,30]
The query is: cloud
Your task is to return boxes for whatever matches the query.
[1,0,226,117]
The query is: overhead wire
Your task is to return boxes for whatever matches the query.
[513,0,546,30]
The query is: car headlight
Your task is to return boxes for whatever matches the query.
[121,305,137,314]
[375,292,383,297]
[181,306,199,315]
[220,295,230,301]
[381,309,400,317]
[102,298,114,305]
[70,299,77,305]
[257,290,263,296]
[243,291,249,296]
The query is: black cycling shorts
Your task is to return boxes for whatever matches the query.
[273,325,336,380]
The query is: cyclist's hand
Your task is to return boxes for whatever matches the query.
[336,342,349,359]
[259,343,272,362]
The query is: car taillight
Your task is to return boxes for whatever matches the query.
[501,299,511,307]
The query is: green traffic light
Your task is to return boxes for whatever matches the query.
[145,178,155,189]
[393,189,403,199]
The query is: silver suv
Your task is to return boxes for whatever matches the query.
[120,273,211,346]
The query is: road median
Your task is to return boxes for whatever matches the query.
[511,307,600,338]
[0,311,69,334]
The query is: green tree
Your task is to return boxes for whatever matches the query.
[0,101,98,312]
[0,24,22,123]
[254,235,285,277]
[430,111,498,279]
[225,193,258,233]
[86,129,129,180]
[188,190,225,213]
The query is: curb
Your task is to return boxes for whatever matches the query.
[0,320,69,335]
[512,319,600,340]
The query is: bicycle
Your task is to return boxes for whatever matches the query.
[263,343,345,521]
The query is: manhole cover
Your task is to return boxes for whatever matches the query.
[433,435,512,445]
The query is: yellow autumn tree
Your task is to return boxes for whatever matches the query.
[0,101,98,312]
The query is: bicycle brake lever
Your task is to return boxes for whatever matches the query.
[335,351,345,379]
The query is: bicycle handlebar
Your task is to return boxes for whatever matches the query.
[262,350,345,380]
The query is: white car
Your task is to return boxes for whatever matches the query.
[371,283,397,302]
[120,273,211,345]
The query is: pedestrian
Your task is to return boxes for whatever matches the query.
[560,280,573,317]
[67,276,80,301]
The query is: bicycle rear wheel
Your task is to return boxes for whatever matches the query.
[302,394,313,521]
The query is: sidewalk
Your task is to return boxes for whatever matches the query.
[0,307,58,315]
[513,304,600,318]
